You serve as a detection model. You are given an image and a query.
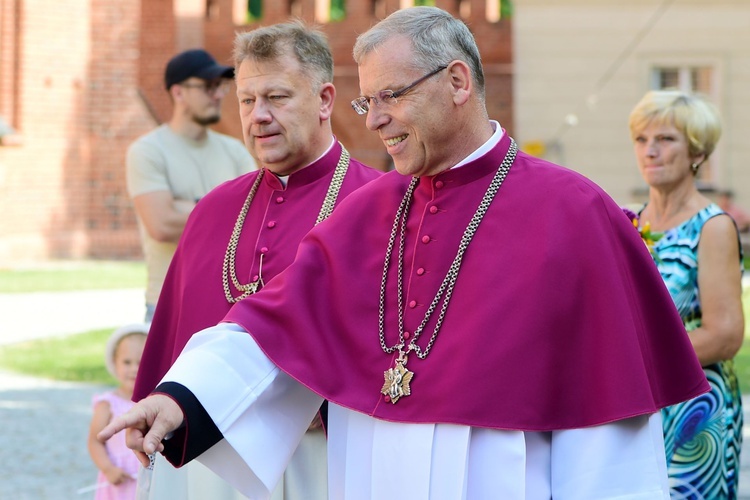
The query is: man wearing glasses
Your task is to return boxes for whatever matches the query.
[105,7,708,498]
[126,49,256,323]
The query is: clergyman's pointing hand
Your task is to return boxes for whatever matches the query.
[97,394,184,467]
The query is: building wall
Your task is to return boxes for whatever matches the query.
[0,0,512,266]
[513,0,750,207]
[201,0,513,170]
[0,0,164,264]
[85,0,157,259]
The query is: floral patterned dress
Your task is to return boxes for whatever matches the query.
[645,203,743,499]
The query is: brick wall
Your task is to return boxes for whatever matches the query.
[86,0,156,259]
[0,0,104,263]
[0,0,161,265]
[198,0,513,171]
[0,0,512,266]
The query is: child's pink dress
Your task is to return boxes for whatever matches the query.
[92,391,139,500]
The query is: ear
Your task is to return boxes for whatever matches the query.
[447,60,472,106]
[319,82,336,121]
[692,152,707,167]
[169,85,185,104]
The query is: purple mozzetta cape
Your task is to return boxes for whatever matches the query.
[223,132,708,431]
[133,142,382,401]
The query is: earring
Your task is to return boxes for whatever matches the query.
[691,162,700,174]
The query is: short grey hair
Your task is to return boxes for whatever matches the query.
[353,6,485,101]
[233,20,333,91]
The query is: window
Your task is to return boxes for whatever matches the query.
[206,0,220,20]
[0,3,21,144]
[315,0,345,22]
[247,0,262,22]
[290,0,302,18]
[372,0,386,19]
[455,0,513,22]
[486,0,513,22]
[331,0,345,20]
[650,66,713,95]
[232,0,262,25]
[399,0,436,8]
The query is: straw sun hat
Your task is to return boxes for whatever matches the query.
[104,323,150,378]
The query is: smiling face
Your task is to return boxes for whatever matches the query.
[357,37,461,177]
[235,52,334,176]
[633,120,703,190]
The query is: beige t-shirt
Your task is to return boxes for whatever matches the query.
[126,124,255,306]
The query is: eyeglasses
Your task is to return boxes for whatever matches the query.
[180,79,232,97]
[351,66,447,115]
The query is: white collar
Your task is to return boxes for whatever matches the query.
[274,137,336,186]
[453,121,503,170]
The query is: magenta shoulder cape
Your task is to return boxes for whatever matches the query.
[133,142,382,401]
[223,133,709,431]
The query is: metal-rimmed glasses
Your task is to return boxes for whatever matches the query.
[351,66,448,115]
[180,79,232,97]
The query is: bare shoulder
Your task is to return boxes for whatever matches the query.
[699,213,741,262]
[702,213,739,242]
[92,398,112,415]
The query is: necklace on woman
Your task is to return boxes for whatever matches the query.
[379,139,518,403]
[222,145,351,303]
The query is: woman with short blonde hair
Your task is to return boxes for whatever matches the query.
[629,89,744,498]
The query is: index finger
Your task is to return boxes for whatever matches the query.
[97,409,146,443]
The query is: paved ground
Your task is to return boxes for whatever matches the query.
[1,289,750,498]
[0,289,143,499]
[0,289,144,346]
[0,371,107,499]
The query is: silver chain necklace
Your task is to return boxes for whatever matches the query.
[379,139,518,403]
[222,144,351,303]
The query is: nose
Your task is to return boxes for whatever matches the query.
[365,104,388,131]
[250,99,272,124]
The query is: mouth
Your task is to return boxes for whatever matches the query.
[254,133,282,145]
[385,134,408,147]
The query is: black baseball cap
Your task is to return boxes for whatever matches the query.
[164,49,234,90]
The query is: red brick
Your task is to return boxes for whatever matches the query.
[0,0,512,265]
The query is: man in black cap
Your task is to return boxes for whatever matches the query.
[126,49,256,323]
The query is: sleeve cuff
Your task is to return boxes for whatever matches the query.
[154,381,224,467]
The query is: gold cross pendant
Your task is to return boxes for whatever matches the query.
[381,353,414,404]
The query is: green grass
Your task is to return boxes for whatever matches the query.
[4,331,750,390]
[0,260,146,293]
[4,321,750,390]
[734,341,750,392]
[0,260,142,384]
[0,328,117,385]
[1,260,750,390]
